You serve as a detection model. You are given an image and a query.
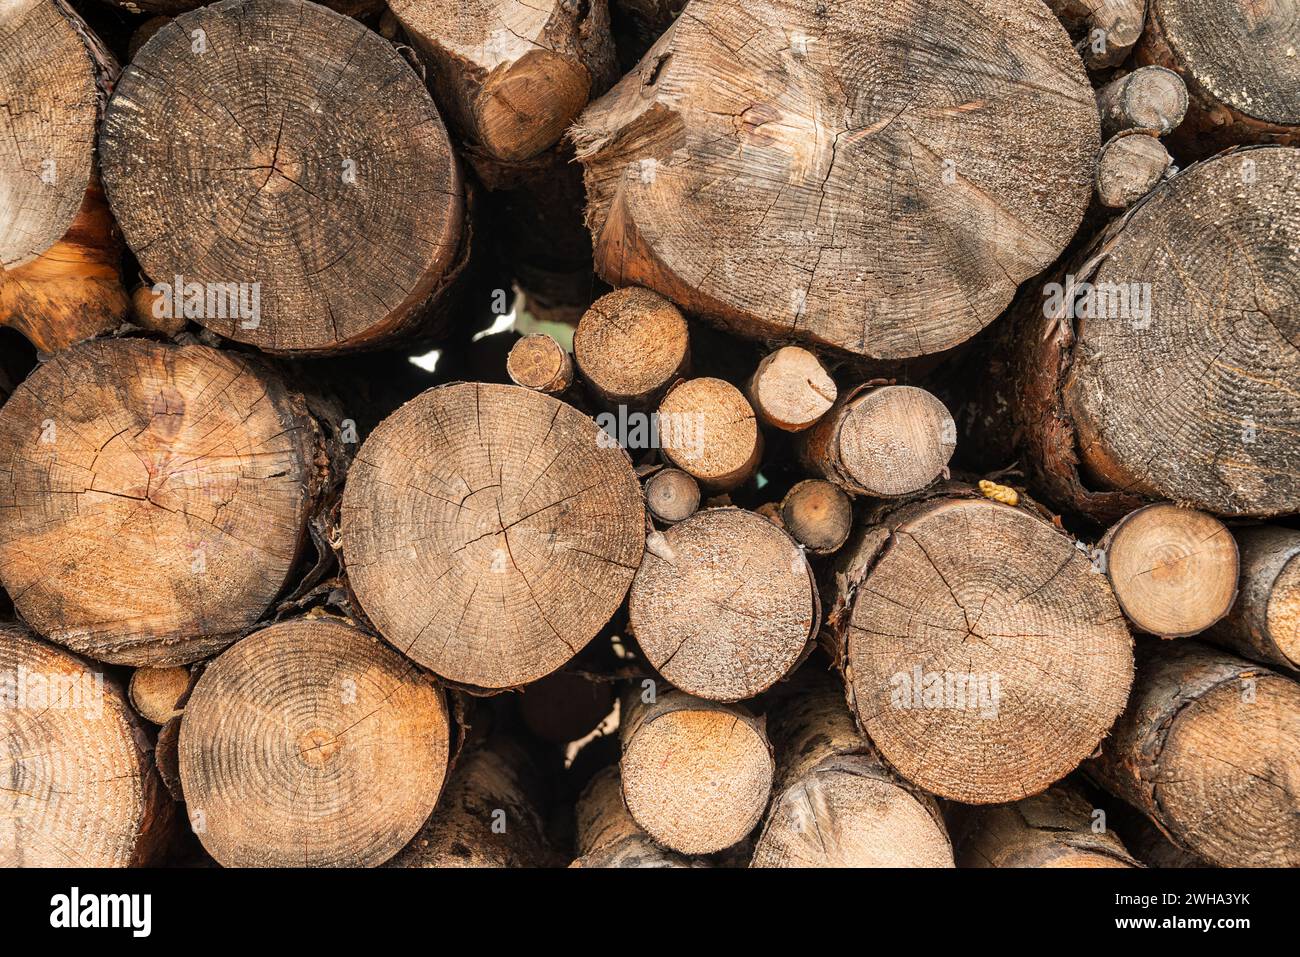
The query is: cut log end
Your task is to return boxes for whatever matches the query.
[178,618,451,868]
[746,345,837,431]
[129,666,191,725]
[631,506,815,698]
[644,467,701,525]
[803,385,955,497]
[620,690,773,854]
[1096,66,1189,138]
[1062,146,1300,518]
[752,671,954,868]
[574,0,1098,359]
[0,339,323,666]
[1103,503,1238,637]
[837,496,1134,804]
[1096,132,1172,208]
[780,479,852,554]
[629,507,815,701]
[0,0,108,272]
[507,334,575,395]
[1090,643,1300,867]
[657,377,762,491]
[575,286,689,408]
[99,0,464,354]
[0,623,172,867]
[341,382,644,689]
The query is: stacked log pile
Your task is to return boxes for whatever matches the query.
[0,0,1296,870]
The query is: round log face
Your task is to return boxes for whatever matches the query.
[1065,147,1300,517]
[178,618,450,867]
[0,0,100,270]
[1269,555,1300,664]
[1160,673,1300,866]
[341,382,644,689]
[1105,503,1238,637]
[846,498,1133,804]
[574,0,1098,359]
[621,703,773,854]
[0,339,319,666]
[628,507,815,700]
[99,0,462,353]
[0,625,162,866]
[1151,0,1300,128]
[752,764,955,868]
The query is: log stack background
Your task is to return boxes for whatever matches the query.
[0,0,1296,869]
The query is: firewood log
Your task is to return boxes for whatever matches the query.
[0,621,175,866]
[128,667,191,725]
[99,0,467,354]
[800,384,956,497]
[1009,146,1300,523]
[572,0,1099,361]
[389,733,558,867]
[1205,526,1300,671]
[1095,131,1172,208]
[178,616,451,867]
[574,287,689,409]
[0,339,333,666]
[656,378,762,492]
[823,487,1133,804]
[746,346,836,433]
[1096,65,1188,138]
[1087,640,1300,867]
[619,687,772,855]
[507,334,574,396]
[0,0,127,353]
[387,0,616,165]
[751,670,954,868]
[643,467,700,526]
[628,507,818,701]
[1137,0,1300,155]
[779,479,852,555]
[955,783,1140,867]
[1099,503,1239,638]
[340,382,644,689]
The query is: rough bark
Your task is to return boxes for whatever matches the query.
[1096,65,1188,138]
[1205,526,1300,671]
[0,339,330,666]
[1099,503,1238,638]
[571,763,696,866]
[1009,146,1300,523]
[1043,0,1145,71]
[823,489,1134,804]
[572,0,1098,361]
[779,479,852,555]
[643,467,699,525]
[507,334,575,395]
[178,616,451,867]
[619,687,772,854]
[955,783,1140,867]
[389,733,557,867]
[340,382,644,690]
[99,0,467,354]
[751,669,954,868]
[1095,131,1171,208]
[1086,640,1300,867]
[574,286,689,409]
[128,666,191,725]
[746,346,836,433]
[388,0,617,165]
[656,377,762,491]
[0,0,127,353]
[0,621,175,866]
[800,384,956,497]
[628,507,818,701]
[1137,0,1300,156]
